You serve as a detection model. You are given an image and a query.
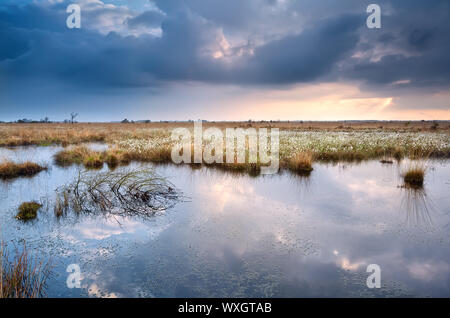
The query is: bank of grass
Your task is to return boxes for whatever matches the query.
[0,243,51,298]
[55,146,129,168]
[41,124,449,174]
[54,145,172,168]
[287,144,406,162]
[53,133,449,176]
[0,161,47,179]
[16,202,42,221]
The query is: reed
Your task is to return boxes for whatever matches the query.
[0,243,51,298]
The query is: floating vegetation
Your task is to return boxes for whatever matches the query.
[0,161,47,180]
[0,243,51,298]
[16,202,42,221]
[55,168,181,218]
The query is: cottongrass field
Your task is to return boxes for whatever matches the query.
[114,129,450,162]
[279,130,450,161]
[0,123,449,175]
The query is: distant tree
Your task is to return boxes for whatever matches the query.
[121,118,129,123]
[70,112,78,124]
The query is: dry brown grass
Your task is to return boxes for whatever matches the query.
[0,121,448,147]
[0,123,108,147]
[0,161,47,179]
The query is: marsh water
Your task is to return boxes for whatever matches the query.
[1,145,450,297]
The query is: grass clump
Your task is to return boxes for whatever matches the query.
[83,155,104,169]
[0,243,51,298]
[54,144,173,169]
[403,164,426,188]
[105,153,119,168]
[16,202,42,221]
[54,146,92,166]
[287,152,313,174]
[0,161,47,179]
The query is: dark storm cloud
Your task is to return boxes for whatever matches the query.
[1,0,450,91]
[167,0,277,30]
[241,15,361,84]
[0,23,29,60]
[0,0,360,88]
[0,2,67,32]
[344,0,450,88]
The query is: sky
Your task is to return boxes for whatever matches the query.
[0,0,449,122]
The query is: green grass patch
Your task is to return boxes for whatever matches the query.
[16,202,42,221]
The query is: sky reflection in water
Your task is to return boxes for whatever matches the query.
[1,146,450,297]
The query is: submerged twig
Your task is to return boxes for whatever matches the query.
[55,168,181,218]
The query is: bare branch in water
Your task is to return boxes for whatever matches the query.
[55,168,182,218]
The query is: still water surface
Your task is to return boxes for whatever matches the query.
[1,146,450,297]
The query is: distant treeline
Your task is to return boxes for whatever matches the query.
[3,118,74,124]
[2,119,448,125]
